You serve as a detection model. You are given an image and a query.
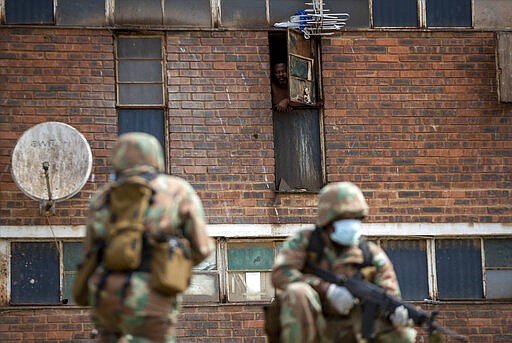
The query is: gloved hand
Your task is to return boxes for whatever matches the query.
[326,284,356,315]
[390,305,409,327]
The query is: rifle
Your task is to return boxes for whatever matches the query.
[306,261,468,342]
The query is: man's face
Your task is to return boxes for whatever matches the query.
[273,63,288,85]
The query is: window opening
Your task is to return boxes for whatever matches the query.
[226,240,277,302]
[183,242,220,303]
[381,239,429,301]
[483,238,512,299]
[372,0,472,28]
[5,0,54,25]
[269,30,324,192]
[115,35,166,164]
[6,237,512,305]
[11,242,60,304]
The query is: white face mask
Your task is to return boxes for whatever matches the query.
[330,219,362,246]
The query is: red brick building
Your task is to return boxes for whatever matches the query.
[0,1,511,342]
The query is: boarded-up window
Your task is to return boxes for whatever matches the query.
[11,242,60,304]
[5,0,54,24]
[435,239,483,299]
[497,32,512,103]
[381,240,429,301]
[273,109,323,191]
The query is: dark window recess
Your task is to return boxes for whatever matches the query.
[484,239,512,267]
[63,242,83,305]
[269,0,308,24]
[273,108,323,192]
[118,61,163,83]
[118,109,165,151]
[117,37,162,59]
[11,242,60,304]
[270,0,369,29]
[118,84,163,105]
[269,31,323,192]
[220,0,268,29]
[435,239,483,299]
[56,0,105,26]
[372,0,418,27]
[164,0,211,27]
[328,0,369,28]
[426,0,471,27]
[484,239,512,299]
[116,37,164,107]
[114,0,163,25]
[5,0,54,24]
[381,240,429,301]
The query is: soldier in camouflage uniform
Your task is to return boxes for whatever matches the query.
[271,182,418,343]
[85,132,214,343]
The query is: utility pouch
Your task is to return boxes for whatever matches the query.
[104,177,153,272]
[149,237,193,296]
[263,297,282,343]
[73,243,102,306]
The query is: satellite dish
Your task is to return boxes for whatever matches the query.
[11,122,93,215]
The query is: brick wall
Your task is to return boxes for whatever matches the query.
[322,31,511,224]
[1,27,511,342]
[0,303,510,342]
[0,28,116,226]
[1,29,510,227]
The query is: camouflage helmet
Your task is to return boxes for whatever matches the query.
[111,132,165,175]
[317,182,369,227]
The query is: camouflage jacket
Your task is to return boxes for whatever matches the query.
[272,227,402,299]
[86,173,214,268]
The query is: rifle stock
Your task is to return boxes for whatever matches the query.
[307,261,468,342]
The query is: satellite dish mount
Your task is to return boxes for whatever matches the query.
[11,122,93,216]
[41,161,55,215]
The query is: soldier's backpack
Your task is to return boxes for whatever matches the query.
[73,174,153,306]
[105,174,193,296]
[103,175,154,272]
[73,174,193,306]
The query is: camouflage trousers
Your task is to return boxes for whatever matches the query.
[89,271,180,343]
[278,282,417,343]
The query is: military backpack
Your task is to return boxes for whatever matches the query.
[73,174,193,306]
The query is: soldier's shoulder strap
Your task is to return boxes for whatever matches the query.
[358,240,373,268]
[306,226,324,264]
